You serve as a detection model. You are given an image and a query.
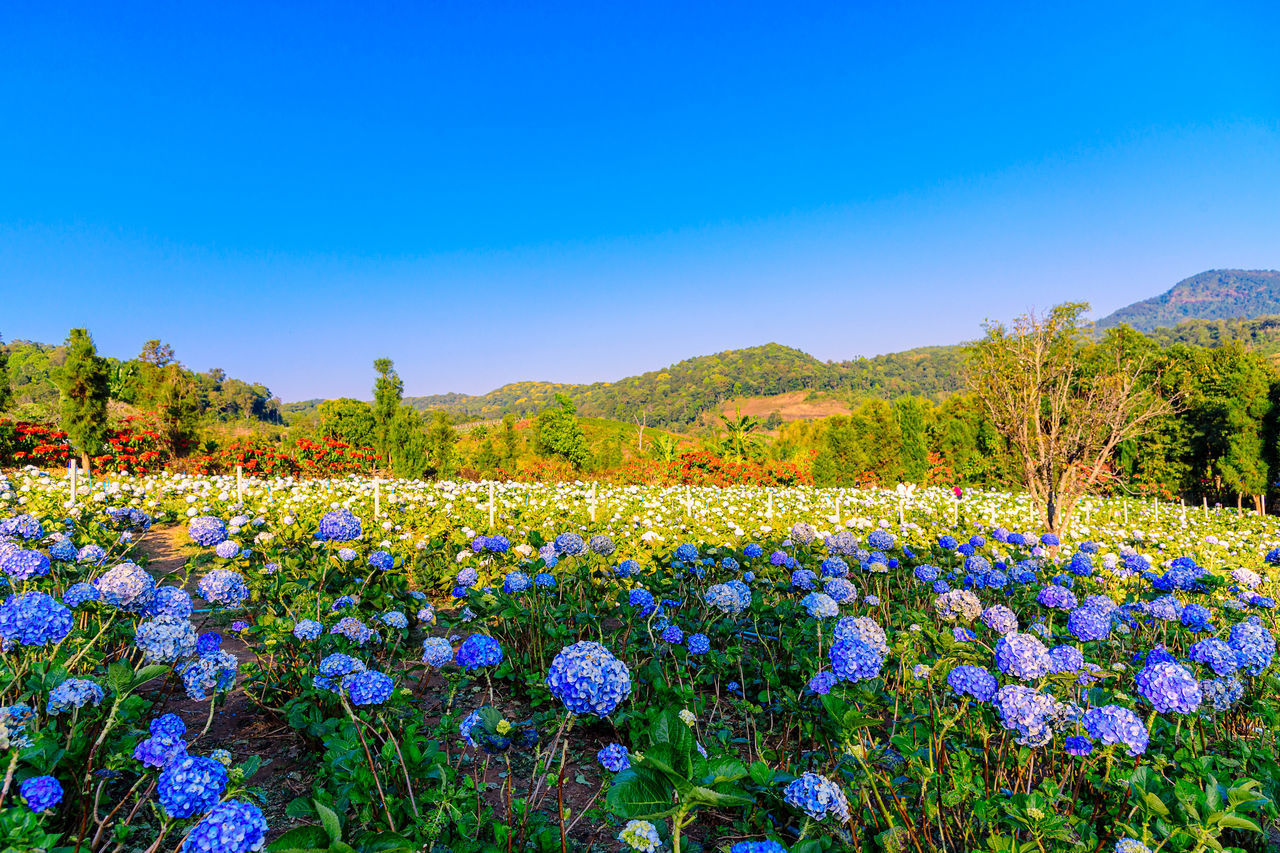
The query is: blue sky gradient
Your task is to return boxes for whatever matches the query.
[2,2,1278,400]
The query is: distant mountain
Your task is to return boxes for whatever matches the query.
[399,342,964,430]
[1097,269,1280,333]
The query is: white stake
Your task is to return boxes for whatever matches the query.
[236,465,243,503]
[488,481,495,529]
[374,477,381,519]
[766,489,774,519]
[69,459,77,507]
[1203,496,1208,519]
[589,482,597,523]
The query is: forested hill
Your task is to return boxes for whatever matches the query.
[1096,269,1280,332]
[1,339,283,424]
[401,342,966,427]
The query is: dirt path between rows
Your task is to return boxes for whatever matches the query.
[131,524,314,838]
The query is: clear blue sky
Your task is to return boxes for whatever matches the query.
[3,2,1278,401]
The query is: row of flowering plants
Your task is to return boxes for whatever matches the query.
[1,468,1280,852]
[1,417,167,475]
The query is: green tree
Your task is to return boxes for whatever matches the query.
[966,304,1173,532]
[501,413,520,469]
[318,398,378,449]
[388,407,431,479]
[372,358,404,467]
[533,394,590,469]
[717,410,762,462]
[474,436,500,475]
[0,335,10,412]
[55,328,111,471]
[155,364,201,458]
[425,410,457,478]
[895,397,929,483]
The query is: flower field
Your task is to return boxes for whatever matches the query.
[1,467,1279,853]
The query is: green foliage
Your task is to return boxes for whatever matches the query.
[533,394,590,469]
[372,358,403,462]
[318,398,378,449]
[54,328,111,466]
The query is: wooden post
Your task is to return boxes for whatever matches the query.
[236,465,243,502]
[488,481,495,530]
[1262,494,1267,517]
[69,459,78,507]
[1180,499,1187,526]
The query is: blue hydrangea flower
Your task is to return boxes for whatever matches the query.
[791,569,817,590]
[554,532,586,556]
[134,734,187,768]
[615,559,640,578]
[330,617,377,645]
[76,544,106,564]
[213,540,240,560]
[1082,705,1148,755]
[1189,639,1239,677]
[687,633,710,655]
[178,651,239,701]
[315,653,364,691]
[197,570,249,608]
[1134,661,1202,714]
[1067,607,1112,642]
[135,617,198,663]
[20,775,62,812]
[342,670,393,705]
[619,819,662,852]
[992,685,1058,747]
[546,641,632,716]
[597,743,631,772]
[316,509,361,541]
[730,843,788,853]
[823,577,856,603]
[833,616,888,656]
[995,633,1052,681]
[181,800,267,853]
[487,535,512,553]
[47,679,104,714]
[158,755,228,818]
[502,571,532,594]
[981,605,1018,635]
[456,635,504,671]
[63,582,100,609]
[1048,645,1084,673]
[0,592,73,646]
[1064,735,1093,756]
[913,564,939,584]
[94,562,155,610]
[368,551,394,571]
[152,713,187,738]
[947,665,998,702]
[661,625,684,644]
[380,611,408,631]
[829,636,884,683]
[1036,584,1077,611]
[783,772,850,822]
[807,671,838,695]
[1228,618,1275,676]
[188,516,228,547]
[800,592,839,620]
[743,543,763,559]
[293,619,323,641]
[1199,676,1245,712]
[422,637,453,667]
[1,549,50,581]
[867,529,895,551]
[147,586,194,620]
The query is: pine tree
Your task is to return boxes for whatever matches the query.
[372,358,404,469]
[55,328,111,471]
[533,394,590,469]
[0,335,10,412]
[501,412,520,468]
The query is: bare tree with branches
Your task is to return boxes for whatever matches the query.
[966,303,1175,533]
